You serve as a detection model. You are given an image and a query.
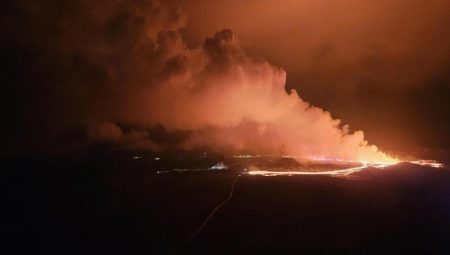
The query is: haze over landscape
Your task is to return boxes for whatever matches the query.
[2,0,450,254]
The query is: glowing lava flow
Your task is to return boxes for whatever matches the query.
[246,158,444,177]
[409,160,444,168]
[246,162,393,177]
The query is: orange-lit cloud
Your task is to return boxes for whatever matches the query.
[2,0,422,162]
[177,0,450,156]
[73,1,394,163]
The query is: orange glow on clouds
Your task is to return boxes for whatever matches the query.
[134,30,399,164]
[47,1,410,164]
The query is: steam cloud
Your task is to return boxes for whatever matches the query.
[2,0,395,162]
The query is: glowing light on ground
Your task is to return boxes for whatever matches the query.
[246,162,394,177]
[153,154,444,176]
[210,162,228,170]
[409,160,444,168]
[245,157,444,177]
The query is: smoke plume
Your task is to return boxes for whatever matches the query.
[1,0,395,162]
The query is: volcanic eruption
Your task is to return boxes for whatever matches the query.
[53,0,398,165]
[4,0,430,165]
[3,1,450,254]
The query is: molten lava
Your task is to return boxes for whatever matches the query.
[245,156,443,177]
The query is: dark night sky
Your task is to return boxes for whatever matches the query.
[1,0,449,160]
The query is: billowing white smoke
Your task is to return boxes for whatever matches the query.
[50,0,394,162]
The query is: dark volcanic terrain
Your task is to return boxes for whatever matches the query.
[4,155,450,254]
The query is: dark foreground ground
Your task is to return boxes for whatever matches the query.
[3,156,450,254]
